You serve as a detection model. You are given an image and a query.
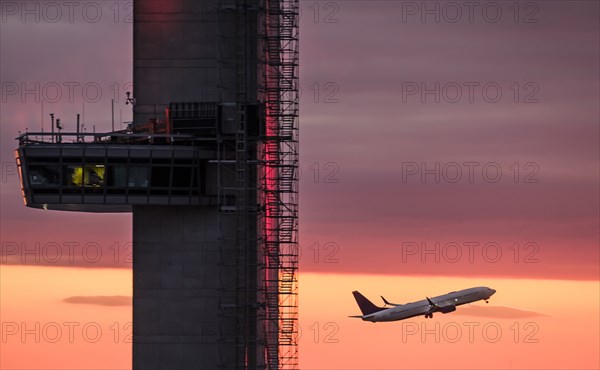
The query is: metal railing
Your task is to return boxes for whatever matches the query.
[16,131,210,146]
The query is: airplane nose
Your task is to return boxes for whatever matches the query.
[489,289,496,295]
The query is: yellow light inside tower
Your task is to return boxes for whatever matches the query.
[69,165,105,187]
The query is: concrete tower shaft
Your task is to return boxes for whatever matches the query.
[134,0,260,125]
[133,1,263,369]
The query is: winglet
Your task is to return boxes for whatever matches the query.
[426,297,437,307]
[381,296,391,305]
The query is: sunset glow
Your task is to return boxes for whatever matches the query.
[1,0,598,369]
[1,267,598,369]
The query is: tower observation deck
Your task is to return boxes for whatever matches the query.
[14,1,299,369]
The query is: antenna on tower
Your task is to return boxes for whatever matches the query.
[112,99,115,132]
[77,114,81,142]
[56,118,63,143]
[50,113,55,143]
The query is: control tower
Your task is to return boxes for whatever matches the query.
[14,1,299,369]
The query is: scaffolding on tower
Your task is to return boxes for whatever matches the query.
[214,0,298,368]
[260,0,299,368]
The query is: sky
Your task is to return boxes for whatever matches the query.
[0,0,599,369]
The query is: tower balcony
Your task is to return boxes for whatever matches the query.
[15,132,222,212]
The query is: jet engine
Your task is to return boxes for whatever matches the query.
[437,305,456,314]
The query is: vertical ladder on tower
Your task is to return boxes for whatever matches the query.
[234,0,255,369]
[215,0,255,368]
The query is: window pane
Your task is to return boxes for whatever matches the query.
[29,165,60,186]
[65,166,83,186]
[110,166,127,187]
[84,165,105,187]
[64,165,105,187]
[173,167,192,187]
[129,166,149,187]
[151,167,171,187]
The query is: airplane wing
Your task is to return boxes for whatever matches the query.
[426,297,456,314]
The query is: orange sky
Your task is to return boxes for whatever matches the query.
[1,266,598,369]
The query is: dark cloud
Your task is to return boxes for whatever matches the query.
[63,295,131,306]
[1,0,597,281]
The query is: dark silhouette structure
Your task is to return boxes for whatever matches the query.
[15,1,299,368]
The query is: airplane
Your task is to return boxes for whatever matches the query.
[350,286,496,322]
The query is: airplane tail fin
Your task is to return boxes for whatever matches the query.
[352,291,385,316]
